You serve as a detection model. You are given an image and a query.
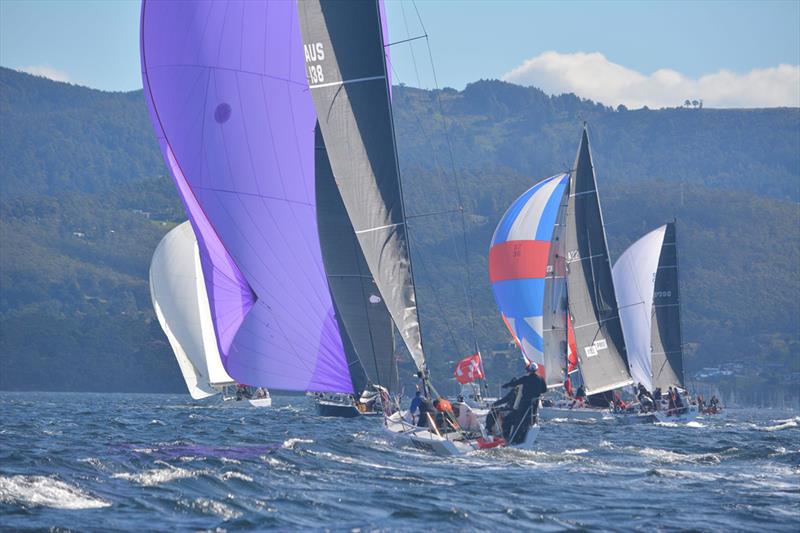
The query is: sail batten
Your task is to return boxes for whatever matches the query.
[298,0,425,371]
[564,128,632,395]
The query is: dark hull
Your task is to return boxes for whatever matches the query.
[316,401,361,418]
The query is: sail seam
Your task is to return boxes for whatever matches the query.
[145,63,308,87]
[569,190,597,198]
[566,252,605,264]
[572,316,620,330]
[354,222,404,234]
[309,75,385,89]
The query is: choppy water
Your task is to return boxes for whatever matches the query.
[1,392,798,531]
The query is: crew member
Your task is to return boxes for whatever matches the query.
[570,385,587,409]
[637,383,655,412]
[486,385,517,436]
[500,362,547,444]
[409,390,423,423]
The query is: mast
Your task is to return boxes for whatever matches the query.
[564,126,632,395]
[674,220,687,389]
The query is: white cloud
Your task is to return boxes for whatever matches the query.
[502,51,800,109]
[18,65,72,84]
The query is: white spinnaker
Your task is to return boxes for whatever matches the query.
[611,225,667,392]
[149,222,233,399]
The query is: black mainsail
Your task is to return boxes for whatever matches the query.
[651,222,685,390]
[564,127,632,394]
[298,0,425,371]
[315,123,398,394]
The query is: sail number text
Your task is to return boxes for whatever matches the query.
[304,42,326,85]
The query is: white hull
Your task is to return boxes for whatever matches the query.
[221,397,272,408]
[384,411,538,457]
[540,406,610,421]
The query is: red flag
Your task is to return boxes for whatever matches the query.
[454,353,484,384]
[567,315,578,373]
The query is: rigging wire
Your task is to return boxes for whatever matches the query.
[411,0,481,356]
[388,6,475,366]
[410,232,467,356]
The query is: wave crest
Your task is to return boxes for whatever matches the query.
[0,475,110,510]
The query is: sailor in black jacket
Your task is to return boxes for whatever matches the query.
[500,362,547,443]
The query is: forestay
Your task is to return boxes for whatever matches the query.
[564,128,632,394]
[297,0,425,372]
[612,225,667,392]
[149,222,233,399]
[315,124,398,393]
[141,0,352,392]
[489,174,570,387]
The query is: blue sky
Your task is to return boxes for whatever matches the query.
[1,0,798,107]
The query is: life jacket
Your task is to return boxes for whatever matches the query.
[435,398,453,413]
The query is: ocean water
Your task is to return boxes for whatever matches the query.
[0,392,797,531]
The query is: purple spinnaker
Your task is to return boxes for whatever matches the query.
[141,0,352,393]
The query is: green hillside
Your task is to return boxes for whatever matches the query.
[0,67,163,197]
[0,68,797,403]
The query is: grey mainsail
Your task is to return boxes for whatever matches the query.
[651,222,685,390]
[564,128,632,394]
[315,123,399,394]
[542,186,570,388]
[298,0,425,371]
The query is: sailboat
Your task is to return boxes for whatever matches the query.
[149,222,271,406]
[141,0,359,397]
[563,127,634,398]
[298,0,537,455]
[488,173,609,421]
[488,128,635,421]
[613,222,698,421]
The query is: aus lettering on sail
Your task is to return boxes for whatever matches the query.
[303,42,326,85]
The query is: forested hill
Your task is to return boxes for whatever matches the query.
[1,67,798,404]
[0,67,163,197]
